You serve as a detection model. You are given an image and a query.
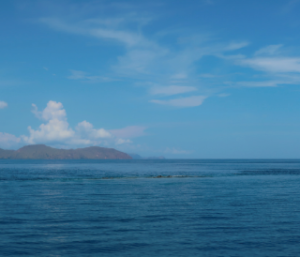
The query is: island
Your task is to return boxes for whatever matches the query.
[0,144,132,160]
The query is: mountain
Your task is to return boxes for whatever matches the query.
[0,144,132,160]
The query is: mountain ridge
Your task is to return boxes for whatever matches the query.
[0,144,132,160]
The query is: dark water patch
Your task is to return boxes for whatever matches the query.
[0,175,209,182]
[238,169,300,176]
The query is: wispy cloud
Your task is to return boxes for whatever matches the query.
[227,74,300,88]
[67,70,113,82]
[254,44,283,56]
[0,101,7,109]
[39,8,250,107]
[149,85,197,96]
[234,81,279,87]
[225,41,250,51]
[239,57,300,73]
[225,44,300,88]
[151,95,207,107]
[38,3,300,106]
[67,70,87,80]
[40,17,153,48]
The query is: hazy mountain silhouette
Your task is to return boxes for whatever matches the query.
[0,144,132,160]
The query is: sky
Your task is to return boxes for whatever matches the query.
[1,0,300,158]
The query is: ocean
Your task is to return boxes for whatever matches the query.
[1,159,300,256]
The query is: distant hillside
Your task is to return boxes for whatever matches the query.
[0,144,132,160]
[128,153,142,159]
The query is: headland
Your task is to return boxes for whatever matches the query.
[0,144,132,160]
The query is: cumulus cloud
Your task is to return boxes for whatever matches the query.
[42,101,67,121]
[17,101,139,147]
[0,101,8,109]
[23,101,76,144]
[76,120,111,139]
[24,119,75,144]
[151,95,207,107]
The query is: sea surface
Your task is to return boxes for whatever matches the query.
[1,159,300,256]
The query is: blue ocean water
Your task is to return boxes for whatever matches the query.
[1,160,300,256]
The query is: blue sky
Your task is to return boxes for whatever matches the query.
[1,0,300,158]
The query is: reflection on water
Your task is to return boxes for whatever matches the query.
[1,160,300,256]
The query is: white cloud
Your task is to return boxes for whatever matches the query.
[254,44,283,56]
[149,86,197,96]
[39,14,250,104]
[31,101,67,121]
[41,4,300,105]
[227,73,300,88]
[40,17,151,48]
[21,101,132,147]
[31,104,41,119]
[0,101,8,109]
[76,120,111,139]
[225,41,249,51]
[151,95,207,107]
[229,44,300,88]
[239,57,300,73]
[235,81,279,87]
[113,47,167,76]
[0,132,20,148]
[89,27,144,47]
[24,119,75,144]
[24,101,74,144]
[68,70,87,80]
